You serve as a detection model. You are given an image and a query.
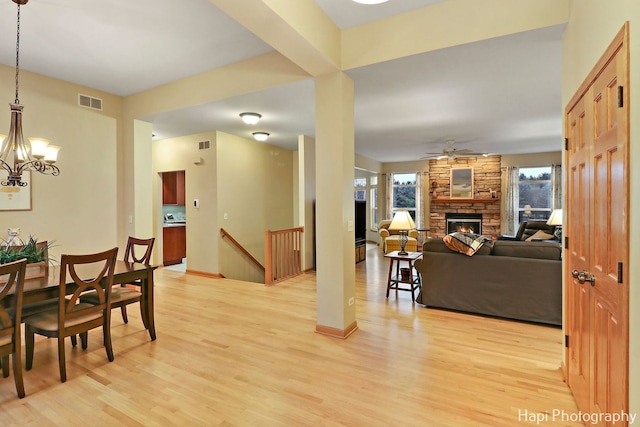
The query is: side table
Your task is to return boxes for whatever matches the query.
[384,250,422,302]
[416,228,431,247]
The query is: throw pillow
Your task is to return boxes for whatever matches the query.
[526,230,555,241]
[443,232,491,256]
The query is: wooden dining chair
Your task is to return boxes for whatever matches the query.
[23,247,118,383]
[81,237,154,324]
[0,258,27,398]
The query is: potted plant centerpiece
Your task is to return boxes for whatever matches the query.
[0,235,54,280]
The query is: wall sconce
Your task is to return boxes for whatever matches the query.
[253,132,269,142]
[240,112,261,125]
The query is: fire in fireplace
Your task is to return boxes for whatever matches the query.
[446,213,483,235]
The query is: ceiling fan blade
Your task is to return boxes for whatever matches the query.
[422,139,488,159]
[455,153,487,157]
[421,154,451,160]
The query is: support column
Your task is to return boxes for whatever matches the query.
[314,72,357,338]
[297,135,316,272]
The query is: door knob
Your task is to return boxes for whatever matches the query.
[575,270,596,285]
[571,269,580,278]
[584,274,596,286]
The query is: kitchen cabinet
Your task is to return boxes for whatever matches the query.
[162,170,185,205]
[163,225,186,266]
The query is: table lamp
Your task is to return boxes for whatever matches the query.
[547,209,563,240]
[388,210,416,255]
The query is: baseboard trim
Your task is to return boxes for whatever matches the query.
[315,321,358,339]
[186,269,224,279]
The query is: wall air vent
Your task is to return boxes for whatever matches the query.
[78,94,103,111]
[198,140,211,150]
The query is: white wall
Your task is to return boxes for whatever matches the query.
[501,151,562,167]
[0,66,121,260]
[297,135,316,271]
[152,132,218,275]
[216,131,294,282]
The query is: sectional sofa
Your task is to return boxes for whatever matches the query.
[414,238,562,326]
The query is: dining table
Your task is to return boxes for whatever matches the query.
[3,260,158,341]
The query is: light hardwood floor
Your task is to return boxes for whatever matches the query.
[0,244,581,426]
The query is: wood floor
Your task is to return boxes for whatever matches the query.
[0,244,581,426]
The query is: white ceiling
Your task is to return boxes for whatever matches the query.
[0,0,564,163]
[315,0,448,29]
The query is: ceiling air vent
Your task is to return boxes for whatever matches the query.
[198,140,211,150]
[78,94,103,111]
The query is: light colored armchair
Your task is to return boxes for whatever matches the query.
[378,219,419,254]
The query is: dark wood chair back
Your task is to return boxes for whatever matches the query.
[58,247,118,327]
[0,258,27,398]
[124,237,155,264]
[80,238,154,328]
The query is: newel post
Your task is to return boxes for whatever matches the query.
[264,230,273,286]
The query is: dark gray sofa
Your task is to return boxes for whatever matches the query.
[414,238,562,326]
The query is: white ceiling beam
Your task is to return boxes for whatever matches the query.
[209,0,341,77]
[342,0,570,70]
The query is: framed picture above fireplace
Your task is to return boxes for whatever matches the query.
[450,167,473,199]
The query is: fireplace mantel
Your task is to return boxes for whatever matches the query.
[432,197,500,203]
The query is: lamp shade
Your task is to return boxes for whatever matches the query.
[44,145,61,163]
[388,210,416,231]
[28,138,50,159]
[547,209,563,226]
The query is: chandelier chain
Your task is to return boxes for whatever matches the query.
[0,0,61,187]
[14,4,21,103]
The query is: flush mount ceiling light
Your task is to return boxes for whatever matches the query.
[352,0,390,4]
[240,112,262,125]
[252,132,269,142]
[0,0,61,187]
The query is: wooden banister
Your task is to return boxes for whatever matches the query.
[265,227,304,286]
[220,228,265,272]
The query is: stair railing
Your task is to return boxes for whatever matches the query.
[264,227,304,285]
[220,228,265,272]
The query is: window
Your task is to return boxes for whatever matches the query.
[392,173,417,221]
[354,178,366,201]
[370,175,378,230]
[518,167,552,223]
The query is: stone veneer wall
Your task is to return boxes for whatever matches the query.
[429,156,501,238]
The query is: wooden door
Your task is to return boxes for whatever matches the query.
[566,94,590,411]
[565,24,629,425]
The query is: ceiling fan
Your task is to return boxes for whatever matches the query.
[421,140,488,160]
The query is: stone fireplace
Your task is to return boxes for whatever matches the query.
[428,156,501,238]
[446,212,482,234]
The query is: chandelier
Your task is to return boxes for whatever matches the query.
[0,0,60,187]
